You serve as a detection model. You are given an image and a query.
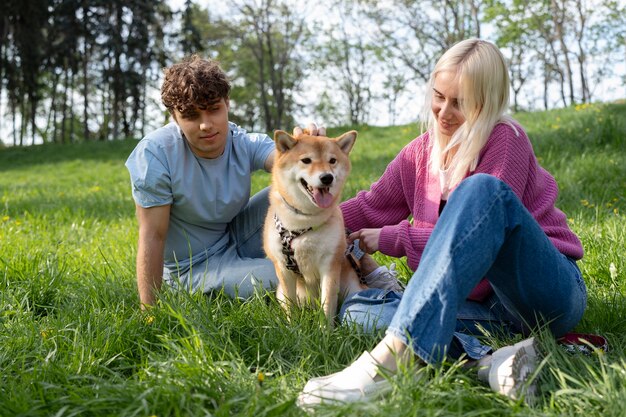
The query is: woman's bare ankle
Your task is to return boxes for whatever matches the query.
[369,334,421,373]
[360,254,380,276]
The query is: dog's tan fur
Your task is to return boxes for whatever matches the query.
[263,130,364,326]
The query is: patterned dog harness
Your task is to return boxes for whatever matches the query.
[273,213,311,274]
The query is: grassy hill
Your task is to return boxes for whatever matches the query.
[0,102,624,416]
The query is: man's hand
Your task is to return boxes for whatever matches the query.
[348,228,382,254]
[293,122,327,138]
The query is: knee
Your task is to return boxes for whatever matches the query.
[338,289,400,332]
[252,187,271,206]
[454,174,510,198]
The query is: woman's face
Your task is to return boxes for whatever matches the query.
[431,71,465,138]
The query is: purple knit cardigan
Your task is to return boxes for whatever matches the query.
[341,121,583,299]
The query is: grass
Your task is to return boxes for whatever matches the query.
[0,102,625,416]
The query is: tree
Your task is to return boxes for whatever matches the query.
[3,0,50,145]
[587,0,625,100]
[363,0,483,84]
[485,0,539,111]
[195,0,310,132]
[180,0,205,55]
[312,0,379,125]
[487,0,617,110]
[96,0,172,140]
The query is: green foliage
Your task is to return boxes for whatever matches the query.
[189,1,310,133]
[0,103,625,415]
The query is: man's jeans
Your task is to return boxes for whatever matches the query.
[165,187,278,298]
[340,174,587,364]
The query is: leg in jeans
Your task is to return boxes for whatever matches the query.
[386,174,586,364]
[296,174,587,406]
[178,187,278,298]
[340,289,517,360]
[229,187,272,259]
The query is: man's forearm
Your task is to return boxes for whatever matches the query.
[136,238,165,308]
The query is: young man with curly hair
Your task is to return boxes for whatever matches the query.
[125,56,279,308]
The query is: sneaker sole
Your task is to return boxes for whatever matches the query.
[489,338,539,403]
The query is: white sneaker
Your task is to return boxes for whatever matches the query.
[297,351,392,407]
[363,263,405,292]
[487,337,540,403]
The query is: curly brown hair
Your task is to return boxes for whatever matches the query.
[161,55,231,117]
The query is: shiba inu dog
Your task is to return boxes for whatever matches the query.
[263,129,364,326]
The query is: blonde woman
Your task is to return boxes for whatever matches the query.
[298,39,586,405]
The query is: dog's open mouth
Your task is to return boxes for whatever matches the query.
[300,179,334,208]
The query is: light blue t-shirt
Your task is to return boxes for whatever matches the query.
[125,121,274,272]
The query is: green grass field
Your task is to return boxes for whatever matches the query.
[1,102,625,416]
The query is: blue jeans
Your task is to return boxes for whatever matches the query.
[340,174,587,364]
[165,187,278,298]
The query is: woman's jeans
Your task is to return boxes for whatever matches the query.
[340,174,587,364]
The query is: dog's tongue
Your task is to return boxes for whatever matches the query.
[313,188,334,208]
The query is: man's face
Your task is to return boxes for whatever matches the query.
[173,98,230,159]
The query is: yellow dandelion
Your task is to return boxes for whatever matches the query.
[580,199,589,206]
[258,372,265,384]
[1,215,9,222]
[144,314,155,325]
[575,103,592,111]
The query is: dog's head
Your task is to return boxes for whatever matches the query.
[272,130,357,210]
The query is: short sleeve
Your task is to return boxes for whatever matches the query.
[245,132,275,171]
[125,142,173,208]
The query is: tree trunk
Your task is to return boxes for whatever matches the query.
[574,0,590,103]
[551,0,575,105]
[69,68,76,143]
[61,59,69,144]
[45,70,60,143]
[82,4,90,141]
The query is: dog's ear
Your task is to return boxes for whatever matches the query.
[274,130,297,152]
[335,130,357,155]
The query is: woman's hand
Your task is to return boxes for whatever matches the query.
[348,228,382,254]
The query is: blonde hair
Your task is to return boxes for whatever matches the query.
[421,39,515,188]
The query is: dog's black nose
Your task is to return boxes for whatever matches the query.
[320,173,334,185]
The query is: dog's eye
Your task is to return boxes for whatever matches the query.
[329,158,337,164]
[301,158,312,164]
